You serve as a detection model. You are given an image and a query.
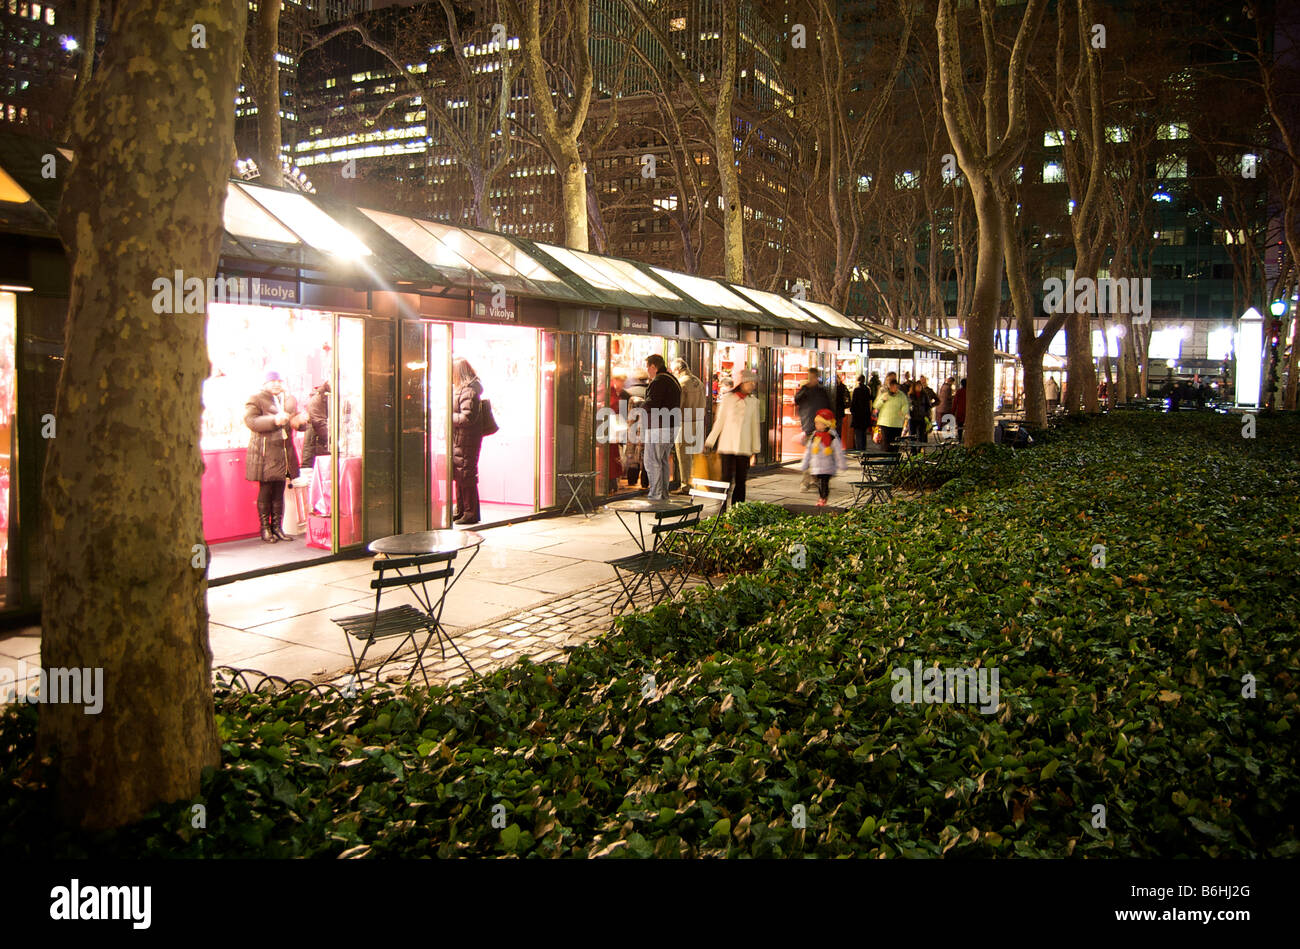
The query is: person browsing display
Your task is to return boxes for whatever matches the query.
[244,370,309,544]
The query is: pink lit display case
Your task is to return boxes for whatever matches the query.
[201,304,333,544]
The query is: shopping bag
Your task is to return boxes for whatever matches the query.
[692,451,713,483]
[872,426,884,446]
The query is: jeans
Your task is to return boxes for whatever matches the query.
[853,426,868,452]
[721,453,750,504]
[644,436,673,500]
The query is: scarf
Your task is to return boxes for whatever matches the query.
[271,393,288,440]
[811,430,835,453]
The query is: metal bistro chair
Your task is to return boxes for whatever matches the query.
[608,504,703,619]
[558,470,597,518]
[332,551,477,688]
[849,451,899,508]
[677,478,734,589]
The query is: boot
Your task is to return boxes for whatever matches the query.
[257,501,278,543]
[271,498,293,542]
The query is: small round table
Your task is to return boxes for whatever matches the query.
[369,529,484,557]
[606,497,699,552]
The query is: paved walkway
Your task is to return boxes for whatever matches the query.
[0,464,876,694]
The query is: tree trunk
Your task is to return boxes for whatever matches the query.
[964,179,1004,446]
[714,0,743,282]
[42,0,248,828]
[468,164,496,231]
[255,0,282,187]
[62,0,100,142]
[559,146,589,253]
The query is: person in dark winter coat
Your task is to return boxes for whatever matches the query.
[953,377,968,440]
[301,381,330,469]
[850,374,873,452]
[245,370,309,543]
[452,357,485,524]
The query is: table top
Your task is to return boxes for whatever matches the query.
[606,497,700,514]
[369,529,485,555]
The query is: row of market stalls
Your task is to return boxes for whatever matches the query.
[0,130,1055,616]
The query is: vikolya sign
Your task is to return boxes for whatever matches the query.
[471,286,516,321]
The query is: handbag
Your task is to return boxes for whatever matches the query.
[478,398,499,436]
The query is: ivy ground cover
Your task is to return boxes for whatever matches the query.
[2,412,1297,857]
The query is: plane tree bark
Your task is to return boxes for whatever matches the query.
[41,0,248,828]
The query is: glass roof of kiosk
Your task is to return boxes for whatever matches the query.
[223,183,301,244]
[534,243,704,314]
[0,166,33,205]
[731,284,832,334]
[358,208,581,300]
[793,298,869,335]
[238,183,372,258]
[646,267,781,326]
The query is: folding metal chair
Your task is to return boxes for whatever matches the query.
[558,471,597,517]
[849,452,899,508]
[608,505,703,620]
[332,551,476,688]
[677,478,733,588]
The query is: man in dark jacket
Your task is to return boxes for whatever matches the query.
[643,354,682,500]
[794,368,831,490]
[834,376,849,434]
[850,374,873,451]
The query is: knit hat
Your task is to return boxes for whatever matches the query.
[814,408,836,428]
[737,368,758,386]
[265,370,283,382]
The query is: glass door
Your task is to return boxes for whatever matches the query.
[335,316,366,547]
[452,322,539,523]
[397,320,451,533]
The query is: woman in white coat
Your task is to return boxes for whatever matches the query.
[705,368,761,505]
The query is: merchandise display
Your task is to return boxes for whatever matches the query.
[711,342,757,402]
[779,349,821,459]
[0,292,14,587]
[202,304,343,547]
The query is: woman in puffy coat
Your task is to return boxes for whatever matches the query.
[704,368,761,506]
[245,370,309,543]
[452,357,484,524]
